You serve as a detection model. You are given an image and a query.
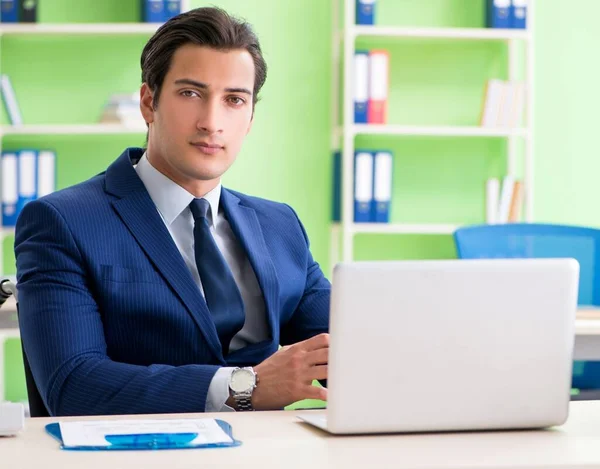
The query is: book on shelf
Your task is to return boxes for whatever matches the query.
[368,50,389,125]
[355,0,376,25]
[511,0,528,29]
[486,0,511,29]
[0,74,23,125]
[353,51,369,124]
[486,176,523,224]
[20,0,37,22]
[0,0,18,23]
[164,0,182,20]
[372,151,392,223]
[480,79,525,128]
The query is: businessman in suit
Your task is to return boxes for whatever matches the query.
[14,6,330,416]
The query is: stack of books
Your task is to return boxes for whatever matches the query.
[480,80,526,128]
[99,93,145,128]
[485,176,523,224]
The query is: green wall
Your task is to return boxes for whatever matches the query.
[3,0,600,404]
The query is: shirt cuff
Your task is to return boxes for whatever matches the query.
[205,367,237,412]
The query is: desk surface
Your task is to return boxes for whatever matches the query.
[3,401,600,469]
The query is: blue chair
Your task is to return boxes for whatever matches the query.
[454,223,600,391]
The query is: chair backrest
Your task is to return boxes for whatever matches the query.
[15,302,50,417]
[454,223,600,306]
[21,341,50,417]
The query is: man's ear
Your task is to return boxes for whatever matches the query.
[140,83,155,124]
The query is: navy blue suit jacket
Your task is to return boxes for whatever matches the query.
[15,148,330,416]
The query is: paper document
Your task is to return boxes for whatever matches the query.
[59,418,233,448]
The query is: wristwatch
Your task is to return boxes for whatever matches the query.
[229,367,257,411]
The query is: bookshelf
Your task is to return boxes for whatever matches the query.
[0,23,162,35]
[0,0,191,404]
[0,124,147,135]
[330,0,535,267]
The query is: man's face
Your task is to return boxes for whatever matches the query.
[141,44,255,192]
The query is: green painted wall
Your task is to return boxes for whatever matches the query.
[3,0,600,405]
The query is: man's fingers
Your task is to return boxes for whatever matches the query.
[303,384,328,402]
[305,364,328,381]
[301,333,329,351]
[306,348,328,366]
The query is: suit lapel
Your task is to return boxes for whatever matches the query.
[221,189,280,344]
[104,149,225,363]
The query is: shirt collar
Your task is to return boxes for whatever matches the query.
[135,152,221,227]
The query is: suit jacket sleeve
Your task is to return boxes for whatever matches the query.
[279,205,331,347]
[15,199,220,416]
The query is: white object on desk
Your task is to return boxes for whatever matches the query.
[59,418,232,448]
[0,402,24,436]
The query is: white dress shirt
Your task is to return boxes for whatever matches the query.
[135,153,269,411]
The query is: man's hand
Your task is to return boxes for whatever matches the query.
[251,333,329,410]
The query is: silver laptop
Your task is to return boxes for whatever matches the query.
[299,259,579,434]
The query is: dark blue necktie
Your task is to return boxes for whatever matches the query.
[189,198,245,355]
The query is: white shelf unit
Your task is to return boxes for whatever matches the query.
[0,23,160,36]
[0,124,147,135]
[330,0,535,266]
[0,1,194,402]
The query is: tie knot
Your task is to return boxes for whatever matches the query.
[189,198,211,221]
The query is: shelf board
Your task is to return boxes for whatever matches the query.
[352,26,531,41]
[0,227,15,236]
[0,23,161,35]
[0,124,147,135]
[350,223,459,235]
[350,125,529,138]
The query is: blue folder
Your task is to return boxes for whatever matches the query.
[356,0,375,25]
[510,0,527,29]
[486,0,511,29]
[0,0,19,22]
[45,420,242,451]
[164,0,182,20]
[141,0,165,23]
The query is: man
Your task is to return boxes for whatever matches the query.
[15,6,330,416]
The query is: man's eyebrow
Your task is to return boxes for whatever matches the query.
[174,78,208,88]
[224,87,253,96]
[174,79,252,96]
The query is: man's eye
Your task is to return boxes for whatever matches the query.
[181,90,199,98]
[228,96,245,105]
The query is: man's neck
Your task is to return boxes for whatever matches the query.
[146,151,220,198]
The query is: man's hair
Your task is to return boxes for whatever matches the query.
[140,6,267,111]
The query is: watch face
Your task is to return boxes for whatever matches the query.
[230,369,255,393]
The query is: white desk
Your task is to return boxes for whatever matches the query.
[2,402,600,469]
